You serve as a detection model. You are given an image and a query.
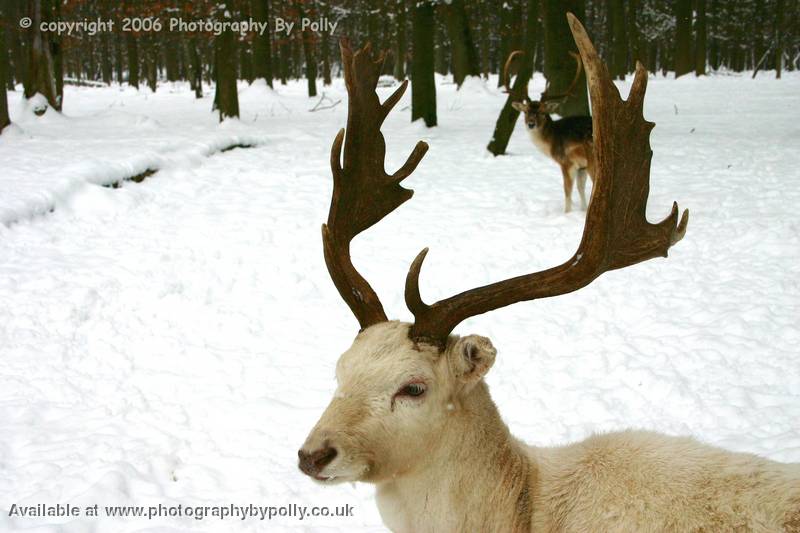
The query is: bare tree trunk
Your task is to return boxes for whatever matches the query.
[164,34,179,82]
[252,0,273,87]
[189,38,203,98]
[610,0,628,78]
[487,0,538,155]
[440,0,481,87]
[145,36,157,92]
[114,33,123,83]
[394,0,406,80]
[127,34,139,88]
[775,0,785,78]
[435,19,448,75]
[627,0,642,67]
[321,22,331,85]
[279,37,289,84]
[478,1,490,78]
[0,1,10,132]
[709,0,719,70]
[497,0,524,87]
[542,0,589,117]
[101,33,112,84]
[240,47,253,83]
[674,0,693,77]
[411,0,437,127]
[213,22,239,120]
[296,1,317,97]
[26,0,62,110]
[695,0,707,75]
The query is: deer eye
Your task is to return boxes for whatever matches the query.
[397,382,426,398]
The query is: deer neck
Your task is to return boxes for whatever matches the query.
[375,382,538,533]
[527,113,555,157]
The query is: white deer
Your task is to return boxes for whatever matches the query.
[299,17,800,533]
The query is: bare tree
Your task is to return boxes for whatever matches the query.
[0,1,10,131]
[411,0,437,127]
[296,1,318,97]
[695,0,707,75]
[674,0,693,77]
[252,0,274,87]
[25,0,62,111]
[542,0,589,117]
[213,10,240,120]
[440,0,481,87]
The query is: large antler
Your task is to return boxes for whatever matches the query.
[503,50,527,95]
[405,14,689,347]
[540,51,583,104]
[323,39,429,330]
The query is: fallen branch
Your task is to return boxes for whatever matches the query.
[310,92,342,112]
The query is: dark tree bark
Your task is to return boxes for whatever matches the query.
[164,34,179,82]
[627,0,642,66]
[26,0,62,111]
[610,0,628,79]
[296,1,317,97]
[394,0,406,80]
[440,0,481,87]
[709,0,719,69]
[542,0,589,117]
[279,37,289,84]
[487,0,538,156]
[189,37,203,98]
[145,36,157,92]
[213,23,240,120]
[477,0,490,78]
[101,33,113,84]
[497,0,524,87]
[0,1,10,132]
[775,0,785,78]
[291,34,302,78]
[252,0,274,87]
[411,0,437,127]
[4,23,14,91]
[674,0,693,77]
[114,33,123,83]
[435,19,448,75]
[126,34,139,88]
[320,23,331,86]
[695,0,707,75]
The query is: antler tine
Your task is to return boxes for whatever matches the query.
[406,14,688,348]
[540,51,583,103]
[323,38,429,330]
[503,50,527,95]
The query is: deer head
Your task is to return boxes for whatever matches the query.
[508,50,584,129]
[299,16,688,486]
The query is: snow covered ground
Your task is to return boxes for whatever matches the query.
[1,70,799,532]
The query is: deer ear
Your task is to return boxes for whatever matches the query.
[511,101,527,113]
[446,335,497,389]
[540,100,561,114]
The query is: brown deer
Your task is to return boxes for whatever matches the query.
[508,50,595,213]
[299,16,800,533]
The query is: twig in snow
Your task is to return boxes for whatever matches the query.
[309,92,342,112]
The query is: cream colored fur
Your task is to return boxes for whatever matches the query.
[300,322,800,532]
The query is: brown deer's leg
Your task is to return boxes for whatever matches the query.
[561,164,574,213]
[577,169,589,210]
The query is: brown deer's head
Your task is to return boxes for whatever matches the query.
[507,50,584,130]
[299,17,688,487]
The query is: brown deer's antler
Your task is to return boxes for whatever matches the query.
[503,50,527,95]
[323,39,428,330]
[540,51,583,104]
[405,14,689,346]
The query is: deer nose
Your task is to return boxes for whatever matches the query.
[298,444,338,478]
